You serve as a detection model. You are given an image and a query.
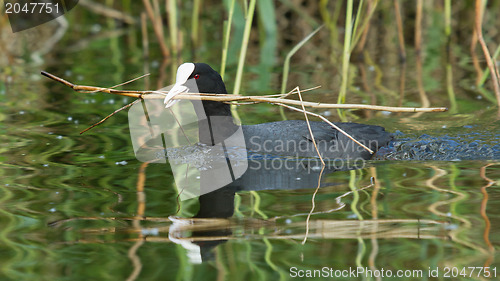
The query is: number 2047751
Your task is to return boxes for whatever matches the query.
[5,2,60,14]
[443,267,496,278]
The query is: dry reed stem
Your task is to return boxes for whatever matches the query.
[475,0,500,106]
[394,0,406,62]
[80,99,141,134]
[79,0,136,24]
[87,74,151,94]
[142,0,170,58]
[413,0,430,118]
[41,71,448,113]
[415,0,423,57]
[470,29,484,86]
[296,86,325,165]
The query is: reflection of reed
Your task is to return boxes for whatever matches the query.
[425,164,494,264]
[167,217,448,242]
[46,217,449,244]
[479,164,496,268]
[126,161,149,281]
[369,167,381,281]
[424,164,500,272]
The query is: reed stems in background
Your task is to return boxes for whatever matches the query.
[351,0,379,52]
[220,0,236,80]
[337,0,354,120]
[231,0,256,122]
[350,0,364,51]
[280,26,323,95]
[280,0,319,27]
[471,29,483,86]
[190,0,201,50]
[320,0,343,64]
[394,0,407,108]
[338,0,354,104]
[444,0,451,41]
[413,0,430,113]
[166,0,178,61]
[445,68,457,115]
[445,0,457,113]
[394,0,406,62]
[414,0,422,58]
[142,0,170,59]
[141,12,150,87]
[233,0,256,96]
[354,0,377,53]
[475,0,500,107]
[479,45,500,86]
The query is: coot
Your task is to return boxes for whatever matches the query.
[164,63,391,160]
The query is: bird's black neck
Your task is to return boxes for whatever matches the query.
[193,100,239,145]
[201,100,232,117]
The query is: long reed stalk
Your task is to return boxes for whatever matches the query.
[338,0,353,105]
[191,0,201,49]
[394,0,406,62]
[445,0,457,113]
[167,0,178,61]
[475,0,500,107]
[280,25,323,95]
[337,0,354,121]
[220,0,236,80]
[479,45,500,87]
[233,0,256,96]
[142,0,170,58]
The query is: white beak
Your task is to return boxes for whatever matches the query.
[164,62,195,108]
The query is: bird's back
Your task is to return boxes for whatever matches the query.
[242,120,391,160]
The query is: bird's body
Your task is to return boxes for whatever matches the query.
[165,63,392,160]
[242,120,389,159]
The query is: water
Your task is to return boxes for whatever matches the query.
[1,3,500,280]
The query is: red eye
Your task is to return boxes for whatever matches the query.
[194,74,200,79]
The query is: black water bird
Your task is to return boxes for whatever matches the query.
[164,63,391,160]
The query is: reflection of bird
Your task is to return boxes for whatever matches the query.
[165,63,392,160]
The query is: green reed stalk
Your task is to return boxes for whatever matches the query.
[479,45,500,86]
[220,0,236,80]
[394,0,406,62]
[280,25,323,95]
[475,0,500,106]
[233,0,256,96]
[444,0,451,37]
[191,0,201,49]
[348,170,366,268]
[167,0,178,60]
[337,0,354,120]
[350,0,364,47]
[350,0,379,52]
[445,0,457,113]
